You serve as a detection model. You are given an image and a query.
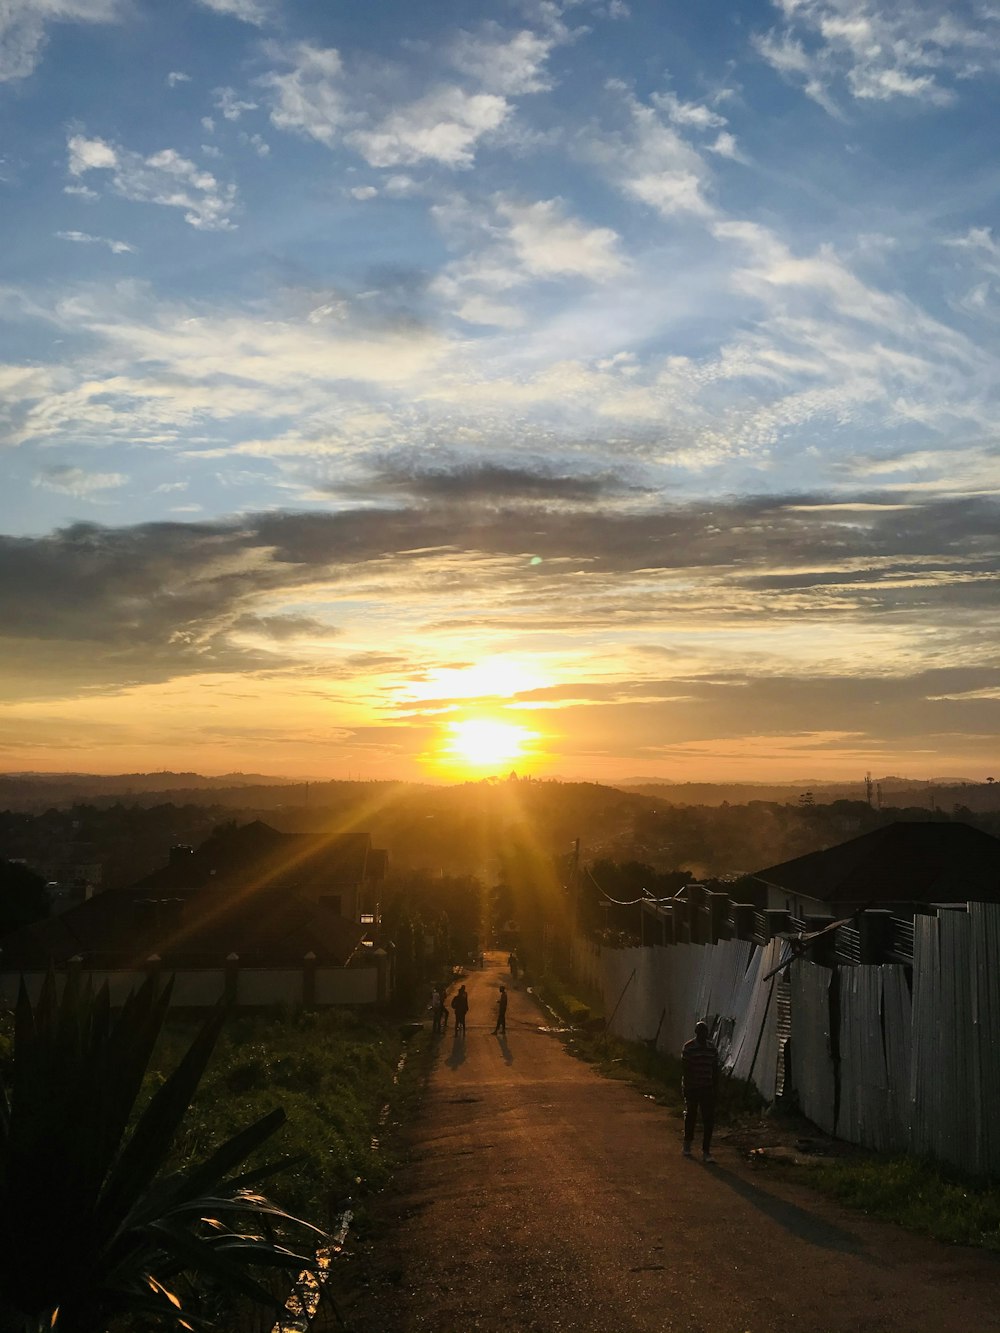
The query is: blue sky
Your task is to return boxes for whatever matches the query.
[1,0,999,782]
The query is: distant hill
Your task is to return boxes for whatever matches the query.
[2,771,1000,889]
[0,771,302,811]
[617,778,998,811]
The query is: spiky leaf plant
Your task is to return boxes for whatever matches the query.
[0,972,325,1333]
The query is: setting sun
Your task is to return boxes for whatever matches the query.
[442,718,536,772]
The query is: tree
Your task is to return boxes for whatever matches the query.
[0,861,49,935]
[0,973,324,1333]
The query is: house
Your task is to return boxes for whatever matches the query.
[0,821,390,1008]
[133,820,387,929]
[745,821,1000,919]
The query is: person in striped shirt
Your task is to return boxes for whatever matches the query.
[681,1020,719,1163]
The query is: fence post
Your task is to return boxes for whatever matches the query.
[859,910,893,964]
[764,909,789,942]
[731,904,755,941]
[303,951,317,1007]
[708,891,730,944]
[804,915,836,965]
[225,952,239,1005]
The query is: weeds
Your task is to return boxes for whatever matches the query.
[157,1007,413,1229]
[789,1155,1000,1251]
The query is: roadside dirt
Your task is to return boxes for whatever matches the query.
[330,953,1000,1333]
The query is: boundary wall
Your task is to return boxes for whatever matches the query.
[0,964,380,1009]
[583,901,1000,1176]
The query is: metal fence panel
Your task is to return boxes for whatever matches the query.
[790,965,837,1135]
[970,903,1000,1175]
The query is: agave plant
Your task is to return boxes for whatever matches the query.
[0,972,325,1333]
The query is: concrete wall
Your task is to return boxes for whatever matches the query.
[0,965,381,1010]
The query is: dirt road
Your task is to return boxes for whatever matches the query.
[338,953,1000,1333]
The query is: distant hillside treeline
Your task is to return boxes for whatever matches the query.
[1,773,999,891]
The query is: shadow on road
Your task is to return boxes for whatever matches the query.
[493,1033,513,1065]
[445,1034,467,1069]
[709,1167,872,1259]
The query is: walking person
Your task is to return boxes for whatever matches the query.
[451,983,469,1036]
[429,987,443,1035]
[682,1020,719,1163]
[492,984,508,1035]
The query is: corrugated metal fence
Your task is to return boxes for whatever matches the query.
[590,901,1000,1176]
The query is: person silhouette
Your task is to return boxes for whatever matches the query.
[681,1020,719,1163]
[451,983,469,1036]
[492,984,508,1035]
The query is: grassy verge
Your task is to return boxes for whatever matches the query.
[530,968,604,1028]
[157,1006,420,1230]
[781,1154,1000,1251]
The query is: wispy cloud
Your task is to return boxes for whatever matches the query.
[755,0,1000,112]
[0,0,120,83]
[583,86,718,218]
[32,465,127,497]
[55,229,134,254]
[66,134,238,230]
[260,20,568,170]
[194,0,274,27]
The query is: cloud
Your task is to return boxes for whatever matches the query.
[214,86,258,120]
[261,40,513,168]
[194,0,273,25]
[447,22,560,95]
[66,134,237,230]
[344,461,645,502]
[56,229,134,255]
[429,191,627,330]
[754,0,1000,112]
[2,492,997,700]
[166,71,191,88]
[584,89,717,218]
[348,86,510,168]
[0,0,119,83]
[496,198,627,280]
[32,465,127,497]
[0,281,445,452]
[230,613,335,639]
[261,44,348,146]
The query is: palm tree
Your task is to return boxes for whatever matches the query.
[0,972,325,1333]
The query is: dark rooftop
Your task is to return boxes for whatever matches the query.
[750,821,1000,906]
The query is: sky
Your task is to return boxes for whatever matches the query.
[1,0,999,785]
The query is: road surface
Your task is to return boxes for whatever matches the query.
[336,952,1000,1332]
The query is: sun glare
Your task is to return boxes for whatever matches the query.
[405,657,545,703]
[442,718,535,772]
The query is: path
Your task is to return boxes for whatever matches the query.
[337,953,1000,1333]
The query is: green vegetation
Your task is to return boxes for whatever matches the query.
[0,975,322,1333]
[783,1154,1000,1251]
[531,971,600,1027]
[164,1006,412,1228]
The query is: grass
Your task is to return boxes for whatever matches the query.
[783,1154,1000,1251]
[156,1006,418,1229]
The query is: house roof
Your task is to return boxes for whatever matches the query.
[750,820,1000,906]
[133,821,380,894]
[0,884,366,970]
[0,818,388,970]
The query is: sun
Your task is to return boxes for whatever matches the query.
[442,718,535,772]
